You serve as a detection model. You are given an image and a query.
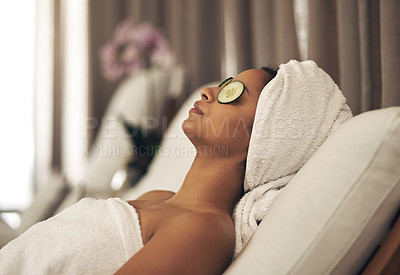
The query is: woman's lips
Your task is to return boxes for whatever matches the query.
[189,101,204,115]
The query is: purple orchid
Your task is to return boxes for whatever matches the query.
[99,19,175,83]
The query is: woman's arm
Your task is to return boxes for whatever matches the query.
[115,213,235,275]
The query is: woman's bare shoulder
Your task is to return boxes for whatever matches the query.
[162,211,236,256]
[135,190,176,201]
[116,211,235,274]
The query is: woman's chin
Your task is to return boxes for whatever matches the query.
[182,117,199,137]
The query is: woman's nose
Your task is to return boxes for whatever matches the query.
[200,87,218,102]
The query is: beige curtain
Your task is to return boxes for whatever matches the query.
[249,0,300,70]
[35,0,64,185]
[35,0,90,185]
[309,0,400,115]
[38,0,400,182]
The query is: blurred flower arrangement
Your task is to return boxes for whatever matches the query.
[99,20,175,83]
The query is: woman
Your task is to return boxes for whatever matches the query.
[118,68,275,274]
[0,60,352,274]
[120,60,352,273]
[0,68,275,275]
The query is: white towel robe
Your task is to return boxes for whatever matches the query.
[234,60,352,255]
[0,198,143,275]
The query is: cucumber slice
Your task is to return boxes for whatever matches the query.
[218,77,233,88]
[217,81,245,104]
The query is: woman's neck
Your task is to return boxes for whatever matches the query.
[167,152,245,216]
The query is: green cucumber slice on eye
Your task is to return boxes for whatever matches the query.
[217,81,245,104]
[218,77,233,88]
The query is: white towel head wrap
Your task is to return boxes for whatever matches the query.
[233,60,353,255]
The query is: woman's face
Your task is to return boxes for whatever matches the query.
[182,69,272,157]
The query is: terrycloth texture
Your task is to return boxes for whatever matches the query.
[0,198,143,275]
[233,60,353,255]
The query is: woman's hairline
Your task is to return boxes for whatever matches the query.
[260,66,278,86]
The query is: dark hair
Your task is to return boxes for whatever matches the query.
[261,66,278,78]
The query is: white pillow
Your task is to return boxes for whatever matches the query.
[84,67,182,197]
[225,107,400,275]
